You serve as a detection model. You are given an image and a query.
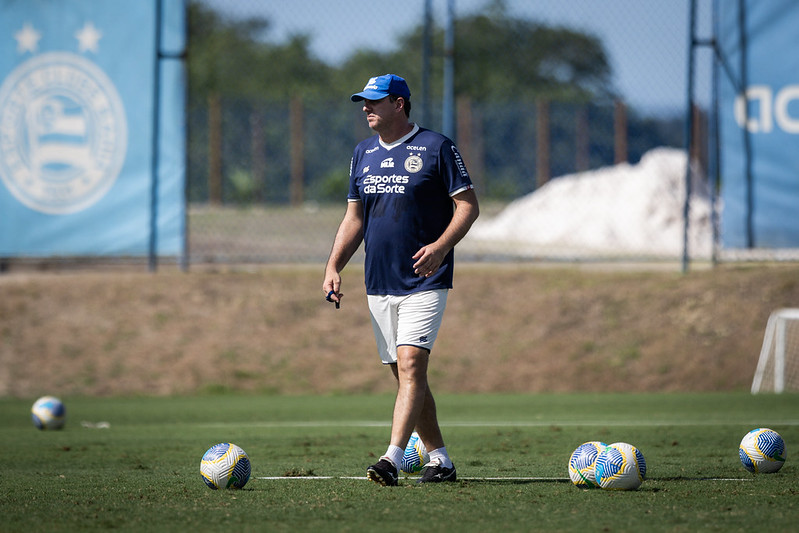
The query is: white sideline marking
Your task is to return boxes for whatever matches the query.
[198,419,799,429]
[254,476,751,482]
[254,476,568,481]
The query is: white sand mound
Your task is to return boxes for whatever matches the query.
[466,148,713,258]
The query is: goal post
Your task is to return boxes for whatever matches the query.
[751,308,799,393]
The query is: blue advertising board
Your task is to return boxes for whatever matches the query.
[718,0,799,248]
[0,0,185,256]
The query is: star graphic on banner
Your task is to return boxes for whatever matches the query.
[14,22,41,54]
[75,21,102,53]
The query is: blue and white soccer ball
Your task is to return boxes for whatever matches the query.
[401,432,430,474]
[568,441,607,488]
[739,428,786,473]
[200,443,252,489]
[594,442,647,490]
[31,396,66,430]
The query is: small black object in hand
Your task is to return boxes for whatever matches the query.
[326,290,340,309]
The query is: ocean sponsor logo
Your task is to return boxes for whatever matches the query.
[363,173,409,194]
[365,146,379,154]
[404,154,423,173]
[406,145,427,151]
[380,157,395,168]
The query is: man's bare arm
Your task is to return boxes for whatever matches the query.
[323,201,365,303]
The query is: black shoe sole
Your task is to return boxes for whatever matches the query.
[367,467,398,486]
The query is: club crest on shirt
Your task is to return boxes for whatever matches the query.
[404,154,423,173]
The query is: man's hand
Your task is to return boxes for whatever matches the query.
[412,244,446,278]
[322,271,343,308]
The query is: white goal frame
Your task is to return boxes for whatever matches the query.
[751,308,799,394]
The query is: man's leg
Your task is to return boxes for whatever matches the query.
[389,348,456,483]
[414,382,446,452]
[389,346,444,452]
[367,290,454,485]
[367,349,428,487]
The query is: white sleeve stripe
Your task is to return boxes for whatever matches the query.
[450,184,474,197]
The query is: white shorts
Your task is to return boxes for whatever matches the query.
[367,289,449,364]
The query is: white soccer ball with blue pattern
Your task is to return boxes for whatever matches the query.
[594,442,647,490]
[200,442,251,489]
[568,441,607,488]
[401,432,430,474]
[739,428,786,473]
[31,396,66,430]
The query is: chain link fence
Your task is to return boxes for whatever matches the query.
[188,0,712,264]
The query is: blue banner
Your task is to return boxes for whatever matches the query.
[718,0,799,248]
[0,0,186,256]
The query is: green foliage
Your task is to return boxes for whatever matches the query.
[188,0,613,107]
[227,167,256,204]
[187,2,272,100]
[312,168,351,203]
[453,11,612,102]
[188,2,332,103]
[334,2,614,105]
[1,394,798,532]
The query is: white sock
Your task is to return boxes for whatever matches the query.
[382,445,404,469]
[428,446,453,469]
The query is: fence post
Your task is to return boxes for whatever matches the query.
[536,98,550,188]
[456,96,484,192]
[208,91,223,204]
[456,96,472,160]
[614,99,628,164]
[250,108,266,203]
[575,105,590,172]
[472,104,485,194]
[456,96,485,192]
[691,104,707,177]
[290,96,305,206]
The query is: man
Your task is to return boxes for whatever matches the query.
[322,74,479,486]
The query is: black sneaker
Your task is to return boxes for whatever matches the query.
[366,458,398,486]
[417,460,457,483]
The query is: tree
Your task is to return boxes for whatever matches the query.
[188,2,271,102]
[335,1,614,105]
[457,15,612,103]
[188,2,332,103]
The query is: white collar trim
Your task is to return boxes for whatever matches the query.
[380,123,419,151]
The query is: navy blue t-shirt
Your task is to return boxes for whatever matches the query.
[348,125,474,296]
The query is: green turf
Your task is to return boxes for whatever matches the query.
[1,393,797,532]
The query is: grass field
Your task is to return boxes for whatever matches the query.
[1,393,798,532]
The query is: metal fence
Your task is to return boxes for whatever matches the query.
[188,0,713,265]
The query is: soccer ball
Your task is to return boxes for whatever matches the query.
[31,396,66,430]
[400,432,430,474]
[594,442,647,490]
[739,428,786,473]
[568,441,607,488]
[200,443,251,489]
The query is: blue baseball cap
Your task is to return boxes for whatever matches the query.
[351,74,411,102]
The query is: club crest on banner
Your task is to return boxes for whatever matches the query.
[0,24,128,215]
